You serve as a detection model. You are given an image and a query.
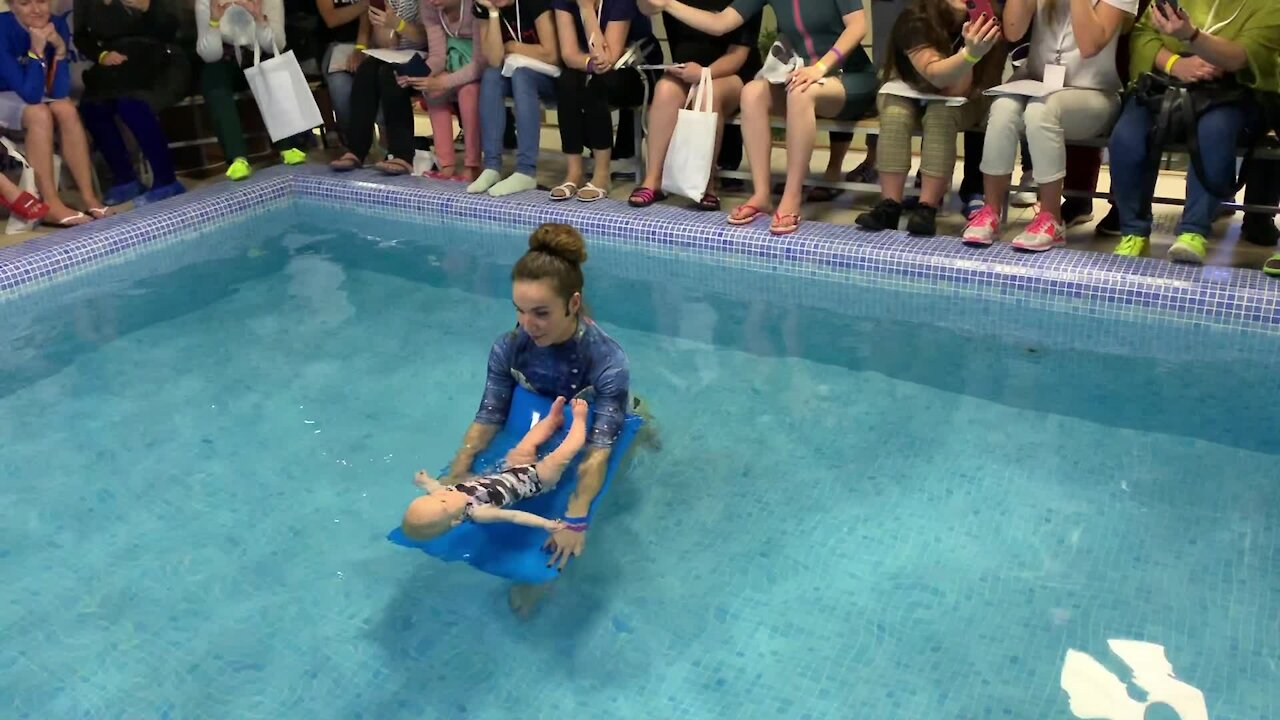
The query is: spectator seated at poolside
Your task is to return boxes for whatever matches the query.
[196,0,311,181]
[414,0,483,182]
[1107,0,1280,271]
[314,0,369,145]
[630,0,761,212]
[74,0,191,207]
[328,0,426,174]
[467,0,560,197]
[1,0,112,227]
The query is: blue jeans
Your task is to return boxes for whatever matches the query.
[1109,95,1253,237]
[321,43,355,141]
[480,66,556,176]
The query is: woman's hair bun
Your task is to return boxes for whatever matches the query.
[528,223,588,265]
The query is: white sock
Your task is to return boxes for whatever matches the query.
[488,172,538,197]
[467,169,502,194]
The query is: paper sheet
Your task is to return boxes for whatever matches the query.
[361,48,426,65]
[327,43,355,73]
[878,79,968,107]
[983,79,1054,98]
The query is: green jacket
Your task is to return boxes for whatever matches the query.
[1128,0,1280,93]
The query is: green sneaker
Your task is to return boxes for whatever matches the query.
[1264,252,1280,277]
[1168,232,1208,264]
[280,148,307,166]
[1113,234,1148,257]
[225,157,252,182]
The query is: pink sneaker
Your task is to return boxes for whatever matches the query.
[1011,211,1067,252]
[962,204,1001,247]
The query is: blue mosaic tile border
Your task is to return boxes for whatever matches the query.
[2,165,1276,334]
[0,170,290,297]
[290,170,1280,332]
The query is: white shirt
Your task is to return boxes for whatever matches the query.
[1024,0,1138,93]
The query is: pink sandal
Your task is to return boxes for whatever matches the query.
[727,204,768,226]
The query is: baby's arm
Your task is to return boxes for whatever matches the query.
[414,470,445,493]
[468,505,565,532]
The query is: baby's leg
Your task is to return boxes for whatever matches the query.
[534,399,589,486]
[505,396,566,467]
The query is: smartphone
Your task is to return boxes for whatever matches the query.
[964,0,996,23]
[398,53,431,78]
[370,0,385,10]
[1155,0,1181,13]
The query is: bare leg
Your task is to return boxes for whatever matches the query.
[589,148,612,190]
[776,82,849,220]
[22,104,83,223]
[505,396,567,467]
[640,76,688,191]
[880,171,908,203]
[533,399,589,487]
[983,172,1012,210]
[562,154,586,189]
[1039,179,1064,220]
[920,174,951,208]
[708,77,744,194]
[735,79,775,215]
[49,100,104,210]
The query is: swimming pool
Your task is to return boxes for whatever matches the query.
[2,171,1278,719]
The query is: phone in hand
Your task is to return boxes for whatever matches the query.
[1155,0,1181,14]
[964,0,997,24]
[370,0,386,10]
[471,1,490,19]
[398,53,431,78]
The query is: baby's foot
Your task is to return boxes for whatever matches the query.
[548,396,567,427]
[571,398,589,423]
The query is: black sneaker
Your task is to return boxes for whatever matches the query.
[1242,216,1280,247]
[1061,197,1094,227]
[906,204,939,236]
[1095,204,1121,237]
[856,198,903,231]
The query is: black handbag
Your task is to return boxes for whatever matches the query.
[1130,71,1257,198]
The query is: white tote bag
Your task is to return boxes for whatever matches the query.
[1,137,60,235]
[243,36,325,143]
[661,68,718,202]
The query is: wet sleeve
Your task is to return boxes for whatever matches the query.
[586,345,630,448]
[474,334,517,426]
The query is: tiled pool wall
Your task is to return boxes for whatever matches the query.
[2,166,1278,335]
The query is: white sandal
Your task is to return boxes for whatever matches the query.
[549,182,578,201]
[576,183,608,202]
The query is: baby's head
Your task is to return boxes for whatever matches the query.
[401,489,469,541]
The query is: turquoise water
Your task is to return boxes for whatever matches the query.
[2,202,1278,719]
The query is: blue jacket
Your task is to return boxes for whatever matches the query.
[0,12,72,104]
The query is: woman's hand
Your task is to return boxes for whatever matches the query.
[27,27,48,57]
[1151,2,1195,41]
[1169,55,1222,83]
[787,63,827,94]
[475,0,497,10]
[210,0,228,21]
[962,14,1001,59]
[347,47,364,72]
[368,5,394,30]
[544,527,586,570]
[101,51,128,66]
[401,74,447,97]
[242,0,266,25]
[673,61,702,84]
[639,0,668,11]
[43,26,67,58]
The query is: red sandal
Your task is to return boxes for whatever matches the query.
[4,191,49,223]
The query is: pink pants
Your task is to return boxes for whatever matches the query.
[426,82,481,171]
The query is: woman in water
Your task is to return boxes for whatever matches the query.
[446,222,631,613]
[640,0,877,235]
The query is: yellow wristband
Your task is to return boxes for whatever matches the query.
[98,50,109,62]
[395,18,406,32]
[354,43,367,51]
[962,49,981,64]
[27,50,42,62]
[1164,54,1181,75]
[815,60,829,75]
[209,18,220,27]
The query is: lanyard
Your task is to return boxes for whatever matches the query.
[439,0,466,38]
[500,1,523,40]
[586,0,603,50]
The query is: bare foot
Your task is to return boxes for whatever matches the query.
[570,398,589,424]
[548,396,566,427]
[507,582,553,619]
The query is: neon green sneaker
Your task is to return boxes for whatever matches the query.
[280,148,307,166]
[1264,252,1280,277]
[225,157,252,182]
[1168,232,1208,264]
[1113,235,1148,257]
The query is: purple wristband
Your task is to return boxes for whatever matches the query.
[829,47,845,66]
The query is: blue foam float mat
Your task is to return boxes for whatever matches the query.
[387,385,642,584]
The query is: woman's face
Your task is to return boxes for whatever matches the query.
[512,279,580,347]
[13,0,52,29]
[425,0,452,9]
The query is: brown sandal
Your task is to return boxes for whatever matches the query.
[375,158,412,176]
[330,153,361,171]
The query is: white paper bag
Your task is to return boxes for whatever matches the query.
[413,149,436,176]
[243,38,325,143]
[661,67,718,203]
[2,137,59,235]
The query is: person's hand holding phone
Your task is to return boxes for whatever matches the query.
[962,14,1001,61]
[1151,0,1195,41]
[672,62,699,84]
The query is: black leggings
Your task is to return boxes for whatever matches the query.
[346,58,415,162]
[557,68,650,156]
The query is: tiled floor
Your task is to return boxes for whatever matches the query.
[5,119,1276,271]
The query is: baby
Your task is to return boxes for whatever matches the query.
[400,397,589,541]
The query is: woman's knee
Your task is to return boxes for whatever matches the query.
[21,103,52,131]
[49,100,79,124]
[652,76,688,108]
[739,80,772,114]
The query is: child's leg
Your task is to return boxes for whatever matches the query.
[504,396,567,467]
[534,399,589,486]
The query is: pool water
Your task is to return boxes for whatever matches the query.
[2,202,1278,720]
